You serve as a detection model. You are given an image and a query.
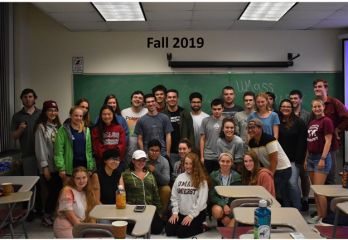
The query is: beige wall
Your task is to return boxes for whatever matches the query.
[15,3,343,119]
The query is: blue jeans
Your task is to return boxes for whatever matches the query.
[274,167,292,200]
[282,162,301,210]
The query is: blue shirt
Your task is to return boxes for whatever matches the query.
[69,125,86,162]
[247,112,280,136]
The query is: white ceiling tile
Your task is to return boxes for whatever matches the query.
[311,19,348,29]
[327,10,348,20]
[271,20,323,30]
[230,20,276,30]
[193,11,240,21]
[292,2,348,11]
[106,21,149,30]
[62,22,109,31]
[191,21,234,30]
[148,21,191,30]
[33,2,95,13]
[282,10,336,20]
[194,2,247,11]
[145,11,192,21]
[50,12,103,22]
[142,2,194,12]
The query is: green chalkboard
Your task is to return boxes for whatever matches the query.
[73,73,343,121]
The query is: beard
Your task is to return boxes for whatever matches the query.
[191,106,201,112]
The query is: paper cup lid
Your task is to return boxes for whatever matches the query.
[112,221,128,227]
[2,183,12,185]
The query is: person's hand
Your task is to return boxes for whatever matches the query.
[318,159,325,170]
[181,216,193,226]
[59,170,66,179]
[159,214,162,219]
[223,205,232,215]
[167,152,171,158]
[335,128,341,140]
[147,165,155,173]
[169,214,179,224]
[19,122,27,131]
[44,167,51,181]
[201,157,204,164]
[221,216,231,226]
[88,171,92,176]
[304,161,307,171]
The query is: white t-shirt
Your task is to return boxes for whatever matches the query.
[190,111,209,151]
[121,107,148,165]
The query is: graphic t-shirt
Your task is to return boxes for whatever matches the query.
[200,116,223,160]
[307,116,334,154]
[169,108,181,153]
[222,104,244,118]
[234,111,252,153]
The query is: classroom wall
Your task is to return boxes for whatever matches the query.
[14,3,343,120]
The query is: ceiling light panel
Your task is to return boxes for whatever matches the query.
[92,2,145,21]
[240,2,296,21]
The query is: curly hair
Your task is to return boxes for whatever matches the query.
[66,167,96,223]
[219,117,236,139]
[184,153,213,190]
[75,98,93,128]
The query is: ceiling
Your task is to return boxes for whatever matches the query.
[32,2,348,32]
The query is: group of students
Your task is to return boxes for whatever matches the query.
[10,77,348,238]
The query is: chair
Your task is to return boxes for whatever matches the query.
[72,223,114,238]
[315,197,348,239]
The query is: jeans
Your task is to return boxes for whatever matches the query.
[274,167,292,199]
[282,162,301,210]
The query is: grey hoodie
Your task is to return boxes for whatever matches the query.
[35,122,59,174]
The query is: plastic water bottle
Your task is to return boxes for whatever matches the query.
[343,162,348,188]
[116,185,126,209]
[254,199,271,239]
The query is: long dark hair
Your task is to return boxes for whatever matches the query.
[103,94,122,116]
[278,99,296,129]
[96,105,120,144]
[242,150,261,185]
[33,108,61,134]
[75,98,93,128]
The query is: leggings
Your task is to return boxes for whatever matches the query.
[165,209,206,238]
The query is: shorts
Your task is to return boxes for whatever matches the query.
[307,152,332,174]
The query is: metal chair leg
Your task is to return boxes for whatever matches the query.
[9,223,15,239]
[232,220,238,239]
[331,208,340,239]
[22,220,28,239]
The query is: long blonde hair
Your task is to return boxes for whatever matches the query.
[69,106,85,133]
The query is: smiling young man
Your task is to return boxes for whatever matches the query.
[121,91,148,168]
[134,94,173,161]
[162,89,195,168]
[221,86,243,118]
[200,99,224,174]
[234,91,256,153]
[145,139,171,220]
[152,85,167,112]
[248,118,292,198]
[310,78,348,185]
[189,92,209,153]
[11,88,42,221]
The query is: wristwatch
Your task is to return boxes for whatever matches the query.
[320,156,327,161]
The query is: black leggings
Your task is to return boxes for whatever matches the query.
[127,212,164,235]
[165,209,206,238]
[44,172,63,214]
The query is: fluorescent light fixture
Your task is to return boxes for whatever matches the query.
[92,2,145,21]
[239,2,296,21]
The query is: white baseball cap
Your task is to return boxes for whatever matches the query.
[132,150,147,160]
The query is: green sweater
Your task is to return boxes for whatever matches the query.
[122,169,162,215]
[162,106,196,152]
[54,122,94,175]
[209,169,241,219]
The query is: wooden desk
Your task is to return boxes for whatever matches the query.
[311,185,348,197]
[215,186,281,208]
[0,176,39,192]
[240,232,322,239]
[233,207,311,236]
[89,205,156,238]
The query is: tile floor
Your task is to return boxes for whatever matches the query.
[0,204,322,239]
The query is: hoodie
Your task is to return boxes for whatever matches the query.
[255,168,276,198]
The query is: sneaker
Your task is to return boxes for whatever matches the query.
[318,218,333,226]
[41,217,53,228]
[301,200,309,212]
[26,211,36,222]
[310,211,318,218]
[202,222,211,232]
[307,216,321,224]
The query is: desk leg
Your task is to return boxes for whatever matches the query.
[232,221,238,239]
[332,208,340,239]
[144,228,151,239]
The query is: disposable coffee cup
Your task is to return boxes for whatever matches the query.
[112,221,128,239]
[2,183,12,196]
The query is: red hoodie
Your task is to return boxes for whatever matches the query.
[256,168,276,198]
[92,123,126,166]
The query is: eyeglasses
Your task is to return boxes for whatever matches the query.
[247,126,257,130]
[281,106,292,109]
[47,109,58,113]
[108,158,120,162]
[149,149,160,153]
[190,101,202,104]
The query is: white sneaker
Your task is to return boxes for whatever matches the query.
[318,218,333,226]
[307,215,321,224]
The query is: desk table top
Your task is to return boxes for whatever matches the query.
[0,191,32,204]
[311,185,348,197]
[0,176,39,192]
[239,231,322,239]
